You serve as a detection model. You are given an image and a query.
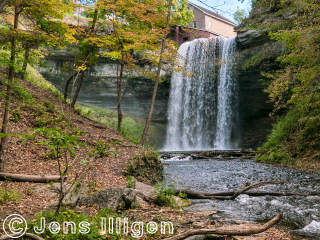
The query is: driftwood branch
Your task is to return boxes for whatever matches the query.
[175,181,285,200]
[235,190,320,197]
[214,181,283,200]
[0,172,63,183]
[163,214,282,240]
[176,181,320,199]
[0,233,45,240]
[175,189,320,198]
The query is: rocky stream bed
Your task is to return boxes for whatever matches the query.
[162,152,320,239]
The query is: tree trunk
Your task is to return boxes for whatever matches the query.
[64,71,77,102]
[140,0,173,145]
[175,26,179,44]
[21,46,30,80]
[117,53,124,132]
[0,172,64,183]
[70,8,98,108]
[0,6,20,171]
[0,0,9,13]
[70,70,85,108]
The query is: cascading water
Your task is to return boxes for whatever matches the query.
[215,38,238,149]
[164,37,238,151]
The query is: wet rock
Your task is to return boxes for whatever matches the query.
[185,199,216,213]
[292,221,320,238]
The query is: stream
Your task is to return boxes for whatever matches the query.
[162,153,320,239]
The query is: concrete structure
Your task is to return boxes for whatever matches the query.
[187,2,236,38]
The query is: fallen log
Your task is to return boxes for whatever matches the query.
[176,188,320,199]
[214,181,284,200]
[0,233,45,240]
[175,181,284,200]
[0,172,63,183]
[238,191,320,197]
[163,214,282,240]
[174,189,212,199]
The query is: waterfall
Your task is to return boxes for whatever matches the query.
[164,37,238,151]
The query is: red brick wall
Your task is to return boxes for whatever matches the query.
[168,26,219,46]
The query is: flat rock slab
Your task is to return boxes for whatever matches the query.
[134,181,157,198]
[78,187,142,210]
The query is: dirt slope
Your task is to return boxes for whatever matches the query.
[0,74,141,218]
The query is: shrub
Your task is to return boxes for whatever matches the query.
[10,109,21,123]
[153,183,190,209]
[256,105,319,166]
[125,148,163,185]
[95,140,111,157]
[154,183,176,207]
[44,101,55,113]
[127,176,136,188]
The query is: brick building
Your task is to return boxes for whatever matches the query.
[188,2,236,38]
[171,2,236,45]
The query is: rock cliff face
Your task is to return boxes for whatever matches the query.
[40,55,170,124]
[235,28,282,148]
[39,54,170,148]
[237,29,268,49]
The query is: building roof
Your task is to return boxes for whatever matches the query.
[188,2,236,26]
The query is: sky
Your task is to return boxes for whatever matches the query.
[189,0,252,23]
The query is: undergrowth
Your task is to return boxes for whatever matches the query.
[28,209,128,239]
[256,105,320,169]
[26,209,166,239]
[26,65,63,100]
[125,148,163,184]
[76,104,145,144]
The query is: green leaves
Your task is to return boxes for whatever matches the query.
[233,8,248,25]
[172,0,194,26]
[33,128,82,159]
[253,0,320,167]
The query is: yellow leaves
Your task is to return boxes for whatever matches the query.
[102,51,122,61]
[76,64,87,72]
[65,31,77,44]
